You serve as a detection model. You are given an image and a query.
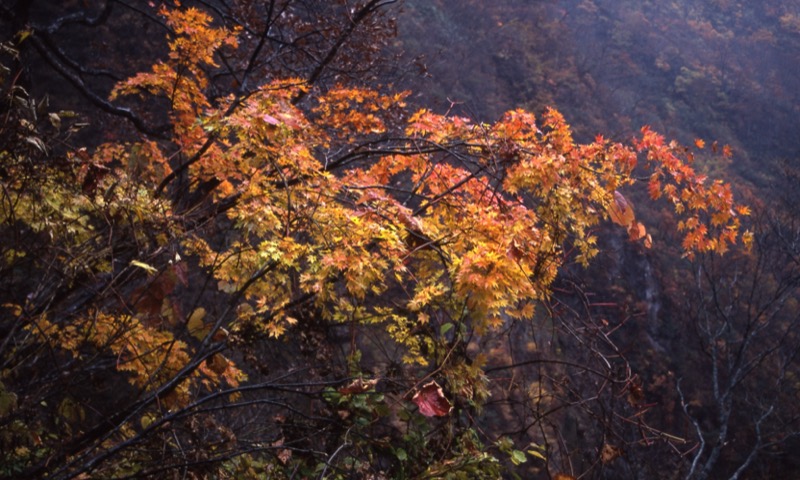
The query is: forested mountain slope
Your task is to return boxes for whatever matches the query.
[397,1,800,478]
[399,0,800,184]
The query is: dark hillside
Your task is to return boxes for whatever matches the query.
[396,1,800,477]
[398,0,800,187]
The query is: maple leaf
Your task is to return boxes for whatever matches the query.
[412,381,452,417]
[722,145,733,157]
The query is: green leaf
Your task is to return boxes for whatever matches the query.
[395,448,408,461]
[440,322,454,335]
[510,450,527,465]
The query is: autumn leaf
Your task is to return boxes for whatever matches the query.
[608,190,636,227]
[338,378,379,395]
[694,138,705,149]
[211,327,229,342]
[627,377,645,406]
[187,307,209,340]
[722,144,733,157]
[628,222,647,241]
[553,474,577,480]
[412,381,452,417]
[600,443,623,464]
[130,259,158,274]
[206,353,229,374]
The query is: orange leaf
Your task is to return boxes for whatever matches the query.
[628,222,646,241]
[694,138,705,149]
[608,191,635,227]
[722,145,733,157]
[735,205,751,216]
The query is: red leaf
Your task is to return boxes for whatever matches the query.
[412,381,452,417]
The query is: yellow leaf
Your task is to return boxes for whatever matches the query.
[2,303,22,317]
[140,412,157,429]
[130,259,158,274]
[187,307,209,340]
[527,449,547,461]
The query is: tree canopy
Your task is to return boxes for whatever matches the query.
[0,2,761,479]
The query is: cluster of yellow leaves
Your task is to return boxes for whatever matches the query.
[29,313,194,403]
[29,307,242,404]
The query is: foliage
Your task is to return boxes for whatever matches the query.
[0,4,750,479]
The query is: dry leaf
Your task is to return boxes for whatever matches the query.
[412,381,452,417]
[211,327,229,342]
[600,443,623,464]
[609,191,635,227]
[338,378,379,395]
[207,354,228,374]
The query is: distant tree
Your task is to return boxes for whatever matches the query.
[675,197,800,479]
